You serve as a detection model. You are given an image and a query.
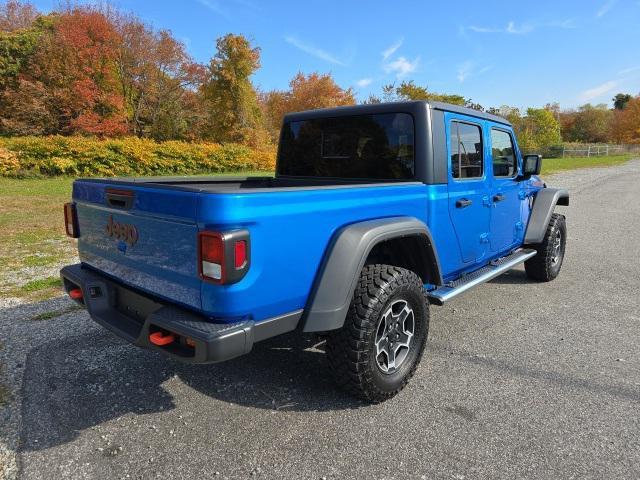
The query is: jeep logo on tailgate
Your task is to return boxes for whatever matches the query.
[106,215,139,246]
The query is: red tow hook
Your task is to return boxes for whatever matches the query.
[69,288,83,300]
[149,331,175,346]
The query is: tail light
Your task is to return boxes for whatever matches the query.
[198,230,250,284]
[64,202,79,238]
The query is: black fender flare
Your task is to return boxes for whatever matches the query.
[301,216,442,333]
[524,188,569,244]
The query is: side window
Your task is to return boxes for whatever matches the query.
[450,121,483,179]
[491,129,517,177]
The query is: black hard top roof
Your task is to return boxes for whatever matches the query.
[283,100,511,127]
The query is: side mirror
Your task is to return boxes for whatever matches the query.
[522,154,542,177]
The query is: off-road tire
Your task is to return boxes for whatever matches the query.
[525,213,566,282]
[326,264,429,403]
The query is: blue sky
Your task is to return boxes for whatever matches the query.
[33,0,640,109]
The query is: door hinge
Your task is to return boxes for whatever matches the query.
[480,232,490,243]
[518,191,527,200]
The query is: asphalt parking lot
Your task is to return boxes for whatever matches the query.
[1,161,639,479]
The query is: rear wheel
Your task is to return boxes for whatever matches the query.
[326,264,429,403]
[525,213,566,282]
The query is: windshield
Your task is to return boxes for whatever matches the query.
[277,113,415,180]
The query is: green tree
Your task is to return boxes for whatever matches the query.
[518,108,561,153]
[202,33,262,144]
[613,93,632,110]
[383,80,467,105]
[0,18,42,89]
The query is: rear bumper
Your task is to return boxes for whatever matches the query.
[60,264,302,364]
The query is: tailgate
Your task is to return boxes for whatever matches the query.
[73,180,202,310]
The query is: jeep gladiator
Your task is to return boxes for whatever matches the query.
[61,101,569,402]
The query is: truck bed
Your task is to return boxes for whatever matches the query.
[77,175,420,193]
[71,176,431,322]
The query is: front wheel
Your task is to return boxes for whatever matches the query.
[326,264,429,403]
[525,213,567,282]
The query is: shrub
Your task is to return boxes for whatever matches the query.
[0,136,276,177]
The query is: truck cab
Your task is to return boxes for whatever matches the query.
[443,109,532,277]
[61,101,568,403]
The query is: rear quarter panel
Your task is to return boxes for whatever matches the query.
[198,183,431,321]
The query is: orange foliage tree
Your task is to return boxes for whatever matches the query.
[114,15,206,139]
[612,96,640,144]
[48,7,127,135]
[262,72,355,140]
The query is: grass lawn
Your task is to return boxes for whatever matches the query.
[541,154,632,175]
[0,172,272,300]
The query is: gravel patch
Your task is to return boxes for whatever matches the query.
[0,249,77,297]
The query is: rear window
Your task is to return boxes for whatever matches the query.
[277,113,415,179]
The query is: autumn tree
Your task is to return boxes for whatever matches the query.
[612,96,640,143]
[3,6,129,136]
[114,16,205,139]
[0,0,37,31]
[201,34,263,144]
[1,2,206,138]
[563,104,612,143]
[262,72,355,140]
[51,7,127,135]
[0,13,57,134]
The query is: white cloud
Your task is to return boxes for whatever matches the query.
[506,21,534,34]
[457,61,492,83]
[457,61,472,83]
[195,0,229,17]
[467,20,534,35]
[382,39,403,60]
[596,0,617,17]
[284,36,347,66]
[549,18,577,29]
[619,65,640,75]
[468,18,576,35]
[356,78,373,88]
[196,0,258,15]
[384,56,420,78]
[579,80,618,101]
[468,25,501,33]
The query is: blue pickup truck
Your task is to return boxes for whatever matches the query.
[61,101,569,402]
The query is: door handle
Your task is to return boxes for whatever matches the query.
[493,193,505,203]
[456,198,472,208]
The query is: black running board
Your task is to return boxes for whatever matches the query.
[427,249,537,305]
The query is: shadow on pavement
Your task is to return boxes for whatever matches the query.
[19,328,362,453]
[488,269,530,285]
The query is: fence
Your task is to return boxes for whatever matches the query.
[560,143,640,158]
